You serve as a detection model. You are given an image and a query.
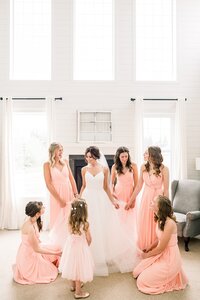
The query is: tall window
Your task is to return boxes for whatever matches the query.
[74,0,114,80]
[10,0,51,80]
[13,112,47,198]
[136,0,176,81]
[143,114,174,176]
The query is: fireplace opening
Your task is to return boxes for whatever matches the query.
[69,155,114,192]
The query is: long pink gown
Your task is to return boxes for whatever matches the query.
[133,224,188,294]
[49,163,74,249]
[59,227,94,283]
[114,170,134,203]
[13,227,59,285]
[137,172,163,251]
[114,171,136,237]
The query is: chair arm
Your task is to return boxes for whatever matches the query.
[186,211,200,221]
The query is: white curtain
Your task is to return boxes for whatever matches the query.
[173,99,187,179]
[46,97,56,144]
[133,98,144,167]
[0,98,18,229]
[43,97,56,230]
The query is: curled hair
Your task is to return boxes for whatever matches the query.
[154,195,176,231]
[145,146,163,176]
[69,200,89,235]
[114,146,133,174]
[25,201,43,232]
[48,142,64,167]
[85,146,100,160]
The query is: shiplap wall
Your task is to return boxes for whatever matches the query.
[0,0,200,179]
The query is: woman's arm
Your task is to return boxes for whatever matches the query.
[85,226,92,246]
[103,167,119,209]
[143,239,159,253]
[162,166,169,198]
[125,165,144,210]
[43,162,66,208]
[110,165,117,195]
[28,227,62,255]
[132,162,139,192]
[79,167,86,197]
[65,159,78,197]
[142,220,175,259]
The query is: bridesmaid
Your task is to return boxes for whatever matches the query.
[111,146,138,205]
[125,146,169,251]
[133,195,188,294]
[111,147,138,235]
[43,142,78,229]
[13,201,61,284]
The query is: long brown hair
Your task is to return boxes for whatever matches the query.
[25,201,43,232]
[154,195,176,231]
[145,146,163,176]
[69,200,89,235]
[114,146,133,175]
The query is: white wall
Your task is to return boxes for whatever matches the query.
[0,0,200,179]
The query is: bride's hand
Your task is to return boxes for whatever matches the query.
[112,199,119,209]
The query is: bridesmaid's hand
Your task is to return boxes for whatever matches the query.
[130,199,136,209]
[141,251,149,259]
[125,201,132,210]
[59,199,66,208]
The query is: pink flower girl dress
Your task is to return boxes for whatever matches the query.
[59,226,94,283]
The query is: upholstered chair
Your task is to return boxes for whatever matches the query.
[171,179,200,251]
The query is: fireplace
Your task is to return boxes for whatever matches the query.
[69,155,114,192]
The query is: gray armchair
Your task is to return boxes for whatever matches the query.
[171,179,200,251]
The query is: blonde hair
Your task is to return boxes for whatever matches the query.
[69,200,89,235]
[48,142,65,167]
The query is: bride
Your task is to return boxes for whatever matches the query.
[80,146,138,276]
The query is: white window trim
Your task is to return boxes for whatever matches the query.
[77,110,112,143]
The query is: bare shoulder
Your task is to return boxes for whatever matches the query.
[161,164,169,173]
[64,158,69,165]
[85,222,89,231]
[43,161,50,168]
[81,166,87,174]
[111,164,116,171]
[165,218,176,232]
[21,221,33,235]
[131,162,137,169]
[103,166,109,173]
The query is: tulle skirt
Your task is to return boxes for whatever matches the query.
[82,187,139,276]
[59,234,94,282]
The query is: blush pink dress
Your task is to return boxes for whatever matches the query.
[114,170,135,203]
[49,163,74,249]
[137,172,163,251]
[59,227,94,283]
[13,226,59,285]
[114,170,136,237]
[133,224,188,294]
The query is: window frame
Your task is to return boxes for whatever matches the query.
[77,110,112,143]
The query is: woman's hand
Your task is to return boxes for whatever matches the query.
[59,199,66,208]
[130,199,136,209]
[112,192,118,199]
[112,199,119,209]
[141,251,149,259]
[125,201,133,210]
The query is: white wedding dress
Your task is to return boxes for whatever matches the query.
[82,170,138,276]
